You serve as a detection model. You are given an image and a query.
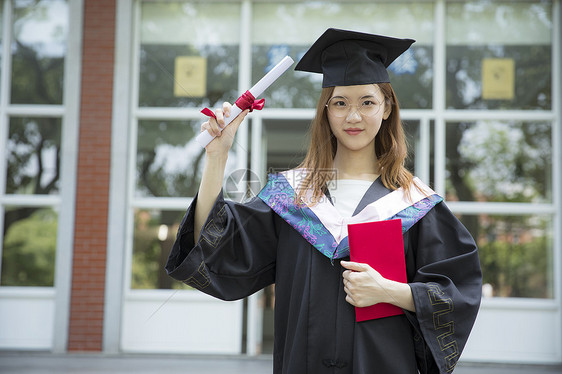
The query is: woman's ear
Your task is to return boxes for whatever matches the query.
[383,99,392,120]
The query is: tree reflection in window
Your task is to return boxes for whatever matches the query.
[136,120,204,198]
[446,45,551,110]
[136,119,239,198]
[460,214,553,299]
[139,44,238,108]
[1,207,57,286]
[6,117,61,195]
[11,0,67,105]
[446,1,551,110]
[134,119,239,289]
[132,209,190,290]
[446,121,551,204]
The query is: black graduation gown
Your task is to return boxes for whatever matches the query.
[166,177,482,374]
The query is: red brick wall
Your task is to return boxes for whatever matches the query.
[68,0,116,351]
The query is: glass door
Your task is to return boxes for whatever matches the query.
[119,1,245,354]
[0,0,75,351]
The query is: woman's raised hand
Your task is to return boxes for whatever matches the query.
[201,102,249,156]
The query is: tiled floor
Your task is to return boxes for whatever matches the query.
[0,352,560,374]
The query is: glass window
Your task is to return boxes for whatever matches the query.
[11,0,68,105]
[445,121,552,203]
[6,117,62,195]
[252,2,434,109]
[403,120,420,176]
[136,119,239,198]
[446,2,552,110]
[138,2,241,108]
[263,119,309,172]
[0,3,3,98]
[459,213,553,299]
[1,207,58,287]
[131,208,190,290]
[136,120,203,198]
[402,120,435,186]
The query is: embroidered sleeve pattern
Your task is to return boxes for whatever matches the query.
[182,261,211,289]
[200,205,228,248]
[427,282,459,372]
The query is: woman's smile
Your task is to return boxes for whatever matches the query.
[344,127,364,135]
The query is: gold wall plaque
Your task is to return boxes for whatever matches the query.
[174,56,207,97]
[482,58,515,100]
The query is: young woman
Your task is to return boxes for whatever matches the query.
[166,28,482,374]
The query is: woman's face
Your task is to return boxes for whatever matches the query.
[327,84,390,153]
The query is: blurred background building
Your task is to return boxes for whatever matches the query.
[0,0,560,366]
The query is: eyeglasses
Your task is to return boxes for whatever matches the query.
[325,96,383,118]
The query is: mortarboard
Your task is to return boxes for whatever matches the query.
[295,28,415,87]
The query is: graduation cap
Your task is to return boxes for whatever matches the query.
[295,28,415,87]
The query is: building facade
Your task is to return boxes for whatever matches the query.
[0,0,561,365]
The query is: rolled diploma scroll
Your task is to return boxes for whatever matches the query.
[196,55,295,148]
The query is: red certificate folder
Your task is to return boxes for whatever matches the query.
[347,219,407,322]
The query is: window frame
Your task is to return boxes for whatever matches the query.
[0,0,82,352]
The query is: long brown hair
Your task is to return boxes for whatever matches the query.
[295,83,415,205]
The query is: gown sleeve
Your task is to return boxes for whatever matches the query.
[165,190,279,301]
[405,201,482,374]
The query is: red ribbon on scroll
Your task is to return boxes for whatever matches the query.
[201,91,265,119]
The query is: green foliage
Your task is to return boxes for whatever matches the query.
[12,0,65,105]
[479,236,550,298]
[131,209,191,290]
[11,46,64,104]
[0,0,65,287]
[456,121,551,204]
[477,214,552,298]
[131,223,161,289]
[1,208,57,286]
